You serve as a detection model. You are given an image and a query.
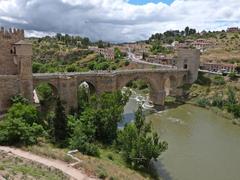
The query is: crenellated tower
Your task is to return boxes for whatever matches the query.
[0,27,24,75]
[0,27,33,114]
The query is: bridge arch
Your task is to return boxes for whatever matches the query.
[117,74,159,92]
[163,75,178,97]
[78,81,96,95]
[33,82,59,104]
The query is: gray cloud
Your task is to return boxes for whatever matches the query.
[0,0,240,42]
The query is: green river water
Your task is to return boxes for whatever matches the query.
[123,97,240,180]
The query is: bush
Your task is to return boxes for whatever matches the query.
[6,103,40,125]
[116,107,167,169]
[124,61,130,66]
[212,75,225,85]
[10,95,29,105]
[70,120,100,157]
[0,103,43,145]
[227,104,240,118]
[0,118,43,145]
[228,72,238,81]
[196,72,211,85]
[211,94,224,108]
[196,98,210,107]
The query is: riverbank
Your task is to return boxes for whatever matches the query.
[182,72,240,126]
[149,104,240,180]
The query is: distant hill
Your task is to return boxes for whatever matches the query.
[148,27,240,64]
[28,35,130,73]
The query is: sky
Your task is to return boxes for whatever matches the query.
[0,0,240,42]
[129,0,174,5]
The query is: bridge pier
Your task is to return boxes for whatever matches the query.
[58,76,78,113]
[150,90,166,106]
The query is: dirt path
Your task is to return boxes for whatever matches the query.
[0,146,96,180]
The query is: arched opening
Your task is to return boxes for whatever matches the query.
[33,82,58,105]
[77,81,96,113]
[119,77,155,127]
[33,82,59,118]
[163,75,178,105]
[164,78,171,96]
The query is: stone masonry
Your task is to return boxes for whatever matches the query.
[0,27,200,113]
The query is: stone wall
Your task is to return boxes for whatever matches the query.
[0,75,19,113]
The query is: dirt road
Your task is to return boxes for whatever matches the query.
[0,146,96,180]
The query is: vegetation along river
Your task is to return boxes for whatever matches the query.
[123,92,240,180]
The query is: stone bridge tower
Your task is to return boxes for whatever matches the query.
[175,49,200,83]
[0,27,33,113]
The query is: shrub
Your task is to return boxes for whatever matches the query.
[0,103,43,145]
[10,95,29,105]
[196,98,210,107]
[0,118,43,145]
[116,106,167,169]
[124,61,130,66]
[6,103,39,125]
[211,94,224,108]
[228,72,237,81]
[70,120,99,157]
[212,75,225,85]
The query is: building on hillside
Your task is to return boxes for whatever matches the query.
[191,39,213,51]
[200,63,237,73]
[89,47,115,60]
[227,27,239,33]
[145,55,175,66]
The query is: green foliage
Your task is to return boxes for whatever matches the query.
[52,98,68,144]
[212,75,225,85]
[10,95,29,105]
[211,93,224,108]
[6,103,40,125]
[227,104,240,118]
[196,98,210,107]
[70,115,99,156]
[150,41,171,55]
[226,87,237,106]
[116,106,168,169]
[0,118,43,145]
[228,72,238,80]
[87,55,111,70]
[70,91,130,156]
[195,72,211,85]
[114,48,123,59]
[88,91,130,144]
[77,85,90,114]
[126,79,149,90]
[124,61,130,66]
[0,103,43,145]
[36,83,55,103]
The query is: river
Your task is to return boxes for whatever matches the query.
[123,93,240,180]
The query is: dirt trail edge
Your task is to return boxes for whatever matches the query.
[0,146,96,180]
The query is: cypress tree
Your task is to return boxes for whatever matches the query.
[53,97,67,144]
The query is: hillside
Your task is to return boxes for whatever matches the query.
[148,28,240,64]
[201,32,240,63]
[30,35,131,73]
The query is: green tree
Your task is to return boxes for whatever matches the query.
[0,103,43,145]
[116,106,168,169]
[52,97,68,144]
[227,87,237,106]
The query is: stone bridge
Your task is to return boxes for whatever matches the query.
[32,69,188,111]
[0,28,200,113]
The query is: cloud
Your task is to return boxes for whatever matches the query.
[0,0,239,42]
